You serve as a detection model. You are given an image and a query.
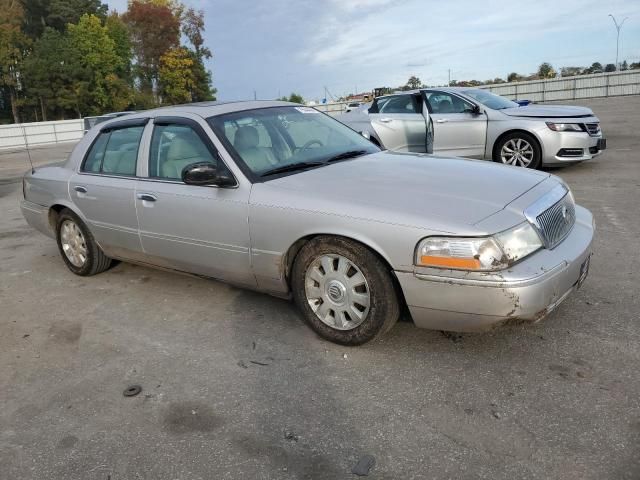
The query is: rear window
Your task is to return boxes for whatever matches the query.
[82,126,144,176]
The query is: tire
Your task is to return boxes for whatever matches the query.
[55,208,112,276]
[291,236,399,345]
[493,131,541,169]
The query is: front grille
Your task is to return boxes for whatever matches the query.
[585,123,600,135]
[535,194,576,249]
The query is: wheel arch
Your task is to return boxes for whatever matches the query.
[282,232,408,313]
[491,128,545,162]
[48,202,86,232]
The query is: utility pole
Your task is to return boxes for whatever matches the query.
[253,90,257,100]
[448,69,451,86]
[608,14,629,70]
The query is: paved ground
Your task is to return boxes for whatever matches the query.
[1,97,639,479]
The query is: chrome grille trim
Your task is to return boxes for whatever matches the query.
[524,184,576,249]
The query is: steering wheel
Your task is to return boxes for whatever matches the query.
[300,139,323,152]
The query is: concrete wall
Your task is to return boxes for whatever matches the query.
[0,119,84,151]
[480,70,640,102]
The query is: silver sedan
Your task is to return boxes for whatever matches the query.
[339,88,606,168]
[21,101,594,345]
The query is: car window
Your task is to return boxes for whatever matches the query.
[208,106,379,176]
[82,126,144,176]
[425,92,474,114]
[149,124,217,180]
[377,95,416,114]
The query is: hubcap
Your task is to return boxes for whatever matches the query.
[304,254,371,331]
[60,219,88,267]
[500,138,534,167]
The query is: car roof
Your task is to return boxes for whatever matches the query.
[377,86,478,98]
[101,100,298,123]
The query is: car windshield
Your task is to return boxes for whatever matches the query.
[208,106,379,178]
[462,89,519,110]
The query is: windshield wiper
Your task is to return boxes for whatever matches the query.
[325,149,369,163]
[260,161,325,177]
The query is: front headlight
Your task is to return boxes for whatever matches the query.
[416,223,542,271]
[546,122,584,132]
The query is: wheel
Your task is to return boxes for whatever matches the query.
[55,208,112,276]
[494,132,541,169]
[291,236,399,345]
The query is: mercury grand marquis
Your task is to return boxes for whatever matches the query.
[20,101,594,345]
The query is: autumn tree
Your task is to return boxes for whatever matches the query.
[182,7,215,101]
[123,0,180,98]
[105,12,133,83]
[159,47,194,104]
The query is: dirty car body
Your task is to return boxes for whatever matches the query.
[20,101,594,344]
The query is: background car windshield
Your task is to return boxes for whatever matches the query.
[208,106,379,175]
[463,90,519,110]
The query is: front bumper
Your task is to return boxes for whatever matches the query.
[396,205,594,332]
[539,129,605,165]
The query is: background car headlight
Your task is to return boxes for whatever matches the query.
[546,122,584,132]
[416,223,542,271]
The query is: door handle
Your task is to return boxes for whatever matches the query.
[74,186,87,193]
[379,117,393,123]
[137,193,157,202]
[435,119,448,123]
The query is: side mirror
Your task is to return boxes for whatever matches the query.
[471,104,482,115]
[181,162,236,187]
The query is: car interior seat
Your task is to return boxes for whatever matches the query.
[234,126,277,171]
[161,134,209,179]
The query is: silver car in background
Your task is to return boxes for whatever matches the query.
[20,101,594,345]
[340,88,606,168]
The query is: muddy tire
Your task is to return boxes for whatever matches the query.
[291,236,399,345]
[55,208,112,276]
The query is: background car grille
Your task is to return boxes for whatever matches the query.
[585,123,600,135]
[536,194,576,249]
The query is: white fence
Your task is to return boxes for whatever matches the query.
[0,119,84,150]
[480,70,640,102]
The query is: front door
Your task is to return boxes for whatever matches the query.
[369,94,428,152]
[425,90,487,157]
[69,118,148,258]
[135,116,255,287]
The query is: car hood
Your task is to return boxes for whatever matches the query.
[499,104,595,118]
[254,152,551,234]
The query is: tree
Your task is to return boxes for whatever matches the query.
[560,66,582,77]
[278,93,304,103]
[181,8,215,101]
[159,47,194,104]
[537,62,556,79]
[584,62,603,74]
[105,12,132,83]
[67,14,127,115]
[405,75,422,89]
[604,63,616,72]
[0,0,30,123]
[621,60,629,71]
[123,0,180,97]
[20,0,108,39]
[507,72,522,82]
[630,62,640,70]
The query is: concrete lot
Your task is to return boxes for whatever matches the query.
[1,97,639,479]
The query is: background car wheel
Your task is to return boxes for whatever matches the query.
[494,132,541,169]
[291,236,399,345]
[56,208,112,276]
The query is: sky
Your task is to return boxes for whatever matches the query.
[106,0,640,102]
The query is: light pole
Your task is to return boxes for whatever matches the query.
[608,14,629,70]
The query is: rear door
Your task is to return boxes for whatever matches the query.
[69,118,148,259]
[135,115,255,287]
[424,90,487,157]
[368,94,428,152]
